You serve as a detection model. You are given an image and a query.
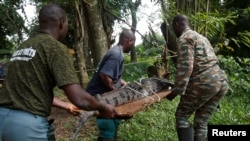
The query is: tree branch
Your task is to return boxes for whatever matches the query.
[101,1,158,47]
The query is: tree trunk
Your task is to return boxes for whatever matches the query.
[84,0,109,67]
[177,0,186,13]
[73,1,89,87]
[129,0,141,63]
[159,0,178,67]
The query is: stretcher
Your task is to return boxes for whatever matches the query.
[70,77,173,141]
[115,89,172,118]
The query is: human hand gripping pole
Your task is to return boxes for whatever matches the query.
[70,103,119,141]
[96,102,118,118]
[165,88,178,100]
[162,82,178,101]
[66,103,82,116]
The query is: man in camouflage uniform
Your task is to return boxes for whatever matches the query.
[170,14,229,141]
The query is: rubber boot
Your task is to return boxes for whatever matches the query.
[194,135,206,141]
[97,137,114,141]
[177,127,194,141]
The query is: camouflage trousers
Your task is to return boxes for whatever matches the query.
[175,79,229,137]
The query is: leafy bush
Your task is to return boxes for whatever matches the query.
[209,56,250,125]
[218,56,250,95]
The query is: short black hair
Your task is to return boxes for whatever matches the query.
[119,29,135,42]
[39,3,66,22]
[173,14,189,26]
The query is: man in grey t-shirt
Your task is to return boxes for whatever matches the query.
[87,29,136,141]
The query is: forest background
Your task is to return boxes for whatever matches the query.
[0,0,249,140]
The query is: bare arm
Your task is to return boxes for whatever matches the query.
[99,72,116,91]
[61,84,117,118]
[121,79,127,87]
[52,97,81,116]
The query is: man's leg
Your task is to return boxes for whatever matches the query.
[174,81,219,141]
[96,118,121,141]
[175,96,194,141]
[193,80,228,141]
[0,108,55,141]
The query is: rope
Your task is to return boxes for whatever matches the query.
[138,78,161,102]
[147,87,161,102]
[126,86,155,101]
[125,80,161,102]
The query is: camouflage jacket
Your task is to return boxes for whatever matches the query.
[173,28,227,95]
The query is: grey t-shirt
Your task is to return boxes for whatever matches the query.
[87,45,124,96]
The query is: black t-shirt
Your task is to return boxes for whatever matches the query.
[0,33,79,117]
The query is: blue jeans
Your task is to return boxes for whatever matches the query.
[0,108,55,141]
[96,117,121,139]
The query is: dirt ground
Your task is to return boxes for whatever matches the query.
[49,107,98,141]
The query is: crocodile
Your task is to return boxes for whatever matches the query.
[70,77,173,141]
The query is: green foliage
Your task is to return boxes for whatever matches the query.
[218,56,250,95]
[224,4,250,57]
[103,0,140,34]
[191,12,237,39]
[119,99,179,141]
[210,93,250,124]
[209,56,250,124]
[123,43,169,82]
[28,0,77,48]
[134,41,165,60]
[189,6,250,58]
[224,0,250,10]
[233,31,250,48]
[230,30,250,48]
[191,12,237,55]
[142,47,163,57]
[123,59,152,82]
[142,32,166,49]
[0,1,27,49]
